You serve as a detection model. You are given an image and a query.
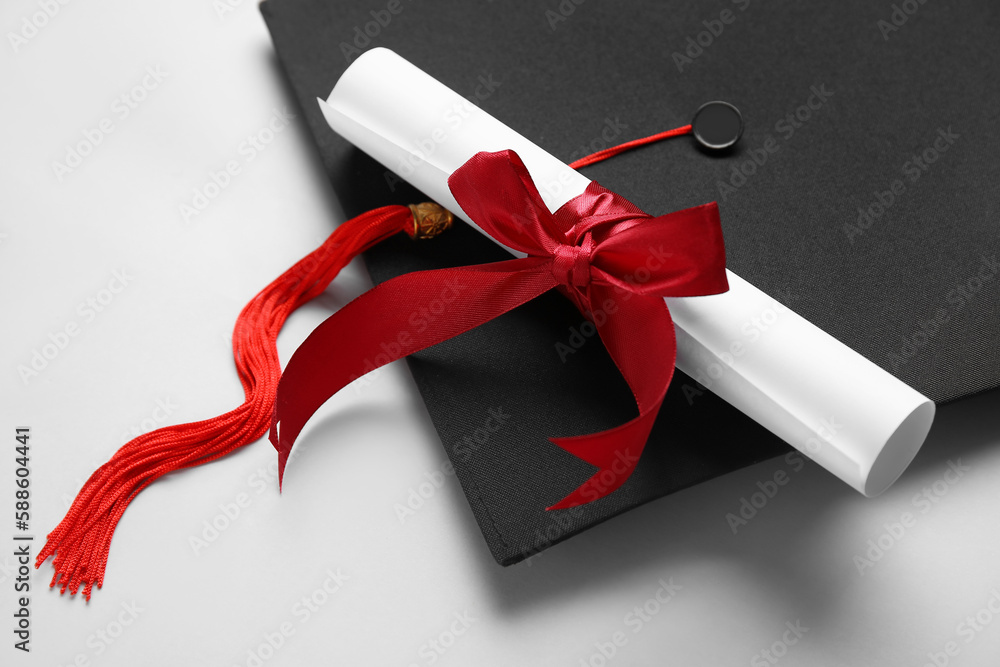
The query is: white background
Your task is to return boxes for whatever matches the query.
[2,1,1000,665]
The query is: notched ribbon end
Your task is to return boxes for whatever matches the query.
[269,411,288,492]
[545,435,641,511]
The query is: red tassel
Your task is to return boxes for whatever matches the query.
[35,203,451,600]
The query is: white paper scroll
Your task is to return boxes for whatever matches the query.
[319,47,935,496]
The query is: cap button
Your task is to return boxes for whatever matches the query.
[691,101,744,151]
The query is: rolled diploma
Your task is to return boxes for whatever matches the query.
[319,47,935,496]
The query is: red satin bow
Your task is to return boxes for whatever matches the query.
[270,149,728,509]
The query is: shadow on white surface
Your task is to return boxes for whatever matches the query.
[460,387,1000,609]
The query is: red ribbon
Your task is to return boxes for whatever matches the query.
[270,149,728,509]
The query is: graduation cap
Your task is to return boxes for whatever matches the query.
[256,0,998,565]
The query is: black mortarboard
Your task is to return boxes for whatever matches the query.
[260,0,1000,565]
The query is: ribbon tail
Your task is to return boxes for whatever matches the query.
[547,411,661,509]
[547,290,676,509]
[270,257,556,485]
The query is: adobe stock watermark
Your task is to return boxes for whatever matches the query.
[578,578,682,667]
[566,118,630,165]
[679,289,801,405]
[406,611,477,667]
[188,493,253,557]
[525,467,674,568]
[853,459,969,575]
[920,588,1000,667]
[348,277,468,394]
[725,416,842,536]
[523,501,588,566]
[724,451,807,535]
[750,620,809,666]
[51,66,169,182]
[179,108,296,224]
[233,568,349,667]
[213,0,250,20]
[671,0,753,73]
[119,397,179,445]
[55,396,181,511]
[339,0,415,62]
[716,84,835,202]
[844,126,960,243]
[544,0,588,31]
[17,269,134,385]
[7,0,74,53]
[384,74,502,193]
[886,254,997,373]
[877,0,931,41]
[54,600,145,667]
[189,443,303,557]
[535,117,631,201]
[394,407,511,523]
[576,449,639,508]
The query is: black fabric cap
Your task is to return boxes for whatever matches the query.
[260,0,1000,565]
